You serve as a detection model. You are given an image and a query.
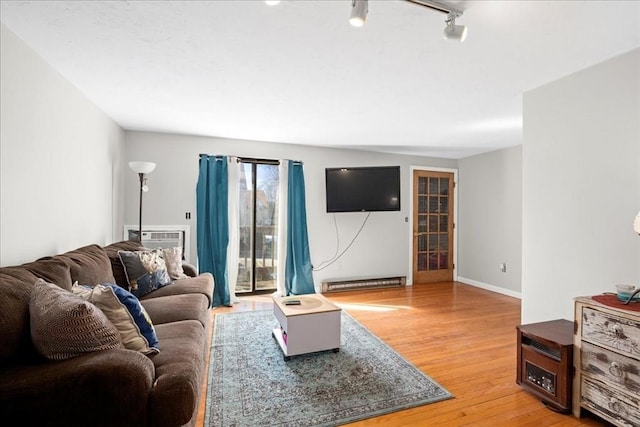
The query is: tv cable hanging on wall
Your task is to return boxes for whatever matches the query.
[313,212,371,271]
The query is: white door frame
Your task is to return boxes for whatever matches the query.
[407,166,458,285]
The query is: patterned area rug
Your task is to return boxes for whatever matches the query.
[205,309,453,426]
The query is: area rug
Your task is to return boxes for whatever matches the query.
[204,309,452,426]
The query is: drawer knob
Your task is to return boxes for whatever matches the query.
[608,362,624,378]
[607,398,627,416]
[612,324,625,338]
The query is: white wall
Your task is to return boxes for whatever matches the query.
[522,48,640,323]
[0,23,125,266]
[457,145,522,297]
[124,131,457,287]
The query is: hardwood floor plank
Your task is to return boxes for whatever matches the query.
[196,282,605,426]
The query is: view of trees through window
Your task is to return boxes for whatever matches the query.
[236,162,279,293]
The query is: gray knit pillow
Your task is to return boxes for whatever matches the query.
[30,279,122,360]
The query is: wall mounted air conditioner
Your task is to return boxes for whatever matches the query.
[123,225,190,262]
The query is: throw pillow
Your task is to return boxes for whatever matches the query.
[162,247,188,280]
[30,279,122,361]
[118,249,172,297]
[72,283,159,354]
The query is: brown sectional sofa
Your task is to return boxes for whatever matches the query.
[0,240,214,427]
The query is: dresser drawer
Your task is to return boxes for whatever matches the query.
[581,307,640,358]
[581,341,640,394]
[581,376,640,427]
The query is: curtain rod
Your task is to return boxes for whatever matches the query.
[198,154,283,165]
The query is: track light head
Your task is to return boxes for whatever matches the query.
[350,0,368,27]
[443,13,467,42]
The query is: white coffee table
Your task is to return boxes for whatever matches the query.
[272,293,341,361]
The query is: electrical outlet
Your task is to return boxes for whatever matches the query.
[185,212,191,220]
[500,263,507,273]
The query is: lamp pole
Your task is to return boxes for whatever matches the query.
[128,161,156,243]
[137,172,144,242]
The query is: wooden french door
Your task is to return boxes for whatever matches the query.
[412,170,454,283]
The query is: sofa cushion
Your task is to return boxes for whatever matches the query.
[0,267,41,365]
[52,244,116,286]
[73,283,159,354]
[22,259,73,291]
[148,320,207,427]
[141,293,210,328]
[103,240,145,289]
[140,273,214,307]
[30,279,123,360]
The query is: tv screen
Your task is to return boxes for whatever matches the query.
[325,166,400,212]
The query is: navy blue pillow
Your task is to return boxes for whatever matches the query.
[102,283,159,353]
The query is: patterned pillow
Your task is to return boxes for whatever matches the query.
[162,247,188,280]
[118,249,171,297]
[29,279,122,360]
[72,283,159,354]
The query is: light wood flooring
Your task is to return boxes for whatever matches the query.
[196,282,606,426]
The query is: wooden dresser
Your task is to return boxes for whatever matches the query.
[573,296,640,426]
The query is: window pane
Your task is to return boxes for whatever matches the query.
[429,215,438,232]
[438,252,448,269]
[428,196,439,213]
[440,196,448,214]
[440,233,448,251]
[418,177,427,194]
[429,178,439,195]
[440,215,448,232]
[418,253,427,271]
[418,215,427,232]
[428,234,438,251]
[237,163,254,293]
[419,196,428,213]
[418,235,427,252]
[255,164,278,291]
[440,178,449,195]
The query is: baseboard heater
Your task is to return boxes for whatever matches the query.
[321,276,407,293]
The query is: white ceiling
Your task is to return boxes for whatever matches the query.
[1,1,639,159]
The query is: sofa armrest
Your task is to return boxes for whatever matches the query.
[182,262,198,277]
[0,348,155,425]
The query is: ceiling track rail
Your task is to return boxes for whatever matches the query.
[404,0,463,17]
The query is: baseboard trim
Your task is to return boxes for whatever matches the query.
[457,277,522,299]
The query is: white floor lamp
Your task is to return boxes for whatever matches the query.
[129,161,156,242]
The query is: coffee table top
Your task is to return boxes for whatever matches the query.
[273,293,341,316]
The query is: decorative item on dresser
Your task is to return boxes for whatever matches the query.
[573,296,640,427]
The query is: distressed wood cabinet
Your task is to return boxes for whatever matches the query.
[573,296,640,427]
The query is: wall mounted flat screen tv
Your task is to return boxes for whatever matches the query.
[325,166,400,213]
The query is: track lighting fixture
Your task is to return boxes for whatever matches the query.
[348,0,467,41]
[350,0,368,28]
[443,12,467,42]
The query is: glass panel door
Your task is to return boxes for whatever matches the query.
[413,170,454,283]
[236,161,279,294]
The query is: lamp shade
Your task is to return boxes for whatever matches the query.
[350,0,367,27]
[129,161,156,174]
[443,24,467,42]
[634,210,640,234]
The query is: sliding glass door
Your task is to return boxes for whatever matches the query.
[236,161,279,293]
